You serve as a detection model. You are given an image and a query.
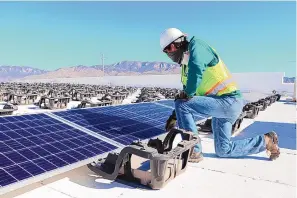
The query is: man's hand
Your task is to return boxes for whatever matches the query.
[175,90,192,101]
[165,110,177,132]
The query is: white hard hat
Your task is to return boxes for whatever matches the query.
[160,28,185,51]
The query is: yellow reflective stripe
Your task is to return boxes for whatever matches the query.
[205,77,235,95]
[217,82,237,94]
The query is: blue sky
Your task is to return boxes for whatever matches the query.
[0,1,295,76]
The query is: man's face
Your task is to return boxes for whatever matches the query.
[163,43,177,54]
[163,43,184,64]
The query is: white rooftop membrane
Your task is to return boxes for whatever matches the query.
[1,96,296,198]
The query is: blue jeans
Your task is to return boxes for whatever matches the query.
[174,95,266,157]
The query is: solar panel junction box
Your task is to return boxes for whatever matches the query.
[87,128,201,190]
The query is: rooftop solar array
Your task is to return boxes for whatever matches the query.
[0,100,208,195]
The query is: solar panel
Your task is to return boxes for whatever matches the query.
[52,104,166,146]
[52,101,208,146]
[0,113,117,192]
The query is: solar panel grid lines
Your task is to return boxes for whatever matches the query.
[0,113,118,193]
[52,103,171,146]
[44,112,126,149]
[51,100,209,147]
[117,104,172,122]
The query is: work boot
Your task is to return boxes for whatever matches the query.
[188,150,204,163]
[264,131,280,160]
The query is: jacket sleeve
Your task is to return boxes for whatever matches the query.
[184,39,216,97]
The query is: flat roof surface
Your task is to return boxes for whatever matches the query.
[1,97,296,198]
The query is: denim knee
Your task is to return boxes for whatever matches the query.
[174,99,188,112]
[215,143,231,158]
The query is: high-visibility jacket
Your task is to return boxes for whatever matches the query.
[181,46,239,96]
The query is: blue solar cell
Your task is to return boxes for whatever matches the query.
[0,114,117,189]
[66,150,86,161]
[20,162,45,175]
[4,165,32,181]
[0,117,8,124]
[3,116,20,122]
[0,153,14,167]
[0,124,10,131]
[31,158,56,171]
[0,169,17,186]
[15,122,30,129]
[0,132,10,141]
[5,131,23,139]
[18,149,39,160]
[4,123,20,130]
[13,116,28,122]
[44,155,68,167]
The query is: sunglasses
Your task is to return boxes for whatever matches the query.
[163,45,171,53]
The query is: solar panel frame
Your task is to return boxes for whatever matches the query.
[0,113,120,195]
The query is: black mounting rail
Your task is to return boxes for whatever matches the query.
[87,128,201,189]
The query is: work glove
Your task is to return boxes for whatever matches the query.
[165,110,177,132]
[174,90,192,101]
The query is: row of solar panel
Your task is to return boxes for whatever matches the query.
[0,100,208,191]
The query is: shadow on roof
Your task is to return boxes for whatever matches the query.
[233,121,296,150]
[198,120,296,160]
[202,152,269,161]
[67,167,136,190]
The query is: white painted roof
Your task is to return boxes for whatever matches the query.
[1,96,296,198]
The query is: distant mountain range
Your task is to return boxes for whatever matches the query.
[0,61,180,81]
[0,66,48,82]
[0,62,295,83]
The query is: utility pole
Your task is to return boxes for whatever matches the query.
[101,53,107,76]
